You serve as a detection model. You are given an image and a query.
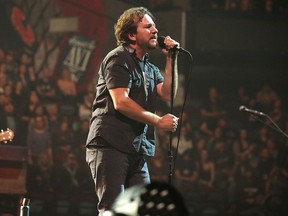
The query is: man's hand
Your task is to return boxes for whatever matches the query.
[156,114,179,132]
[159,36,180,57]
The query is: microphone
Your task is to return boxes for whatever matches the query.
[239,106,265,116]
[157,36,186,52]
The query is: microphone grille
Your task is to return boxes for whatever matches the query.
[239,106,246,111]
[157,36,166,49]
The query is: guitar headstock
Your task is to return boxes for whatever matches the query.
[0,128,14,143]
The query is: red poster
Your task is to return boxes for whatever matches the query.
[55,0,107,92]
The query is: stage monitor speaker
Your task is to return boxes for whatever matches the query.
[0,145,28,195]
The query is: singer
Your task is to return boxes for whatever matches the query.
[85,7,180,215]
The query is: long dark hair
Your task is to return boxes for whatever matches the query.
[114,7,155,46]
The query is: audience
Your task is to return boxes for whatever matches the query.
[52,118,75,163]
[56,68,77,99]
[27,152,55,193]
[196,149,216,189]
[35,66,57,104]
[135,0,288,14]
[26,115,53,165]
[0,14,288,214]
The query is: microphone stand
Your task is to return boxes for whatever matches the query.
[251,112,288,139]
[168,50,177,185]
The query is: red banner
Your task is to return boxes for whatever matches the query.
[55,0,107,92]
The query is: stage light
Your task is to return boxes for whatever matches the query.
[109,181,189,216]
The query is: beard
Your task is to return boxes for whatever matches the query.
[147,39,157,50]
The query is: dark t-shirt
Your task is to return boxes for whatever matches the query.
[86,46,164,156]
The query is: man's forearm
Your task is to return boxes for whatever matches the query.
[161,55,178,100]
[114,96,161,126]
[113,96,178,132]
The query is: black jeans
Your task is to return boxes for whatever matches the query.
[86,145,150,215]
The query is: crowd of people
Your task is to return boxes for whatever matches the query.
[0,49,96,215]
[122,0,288,14]
[1,11,288,215]
[149,85,288,215]
[1,45,288,215]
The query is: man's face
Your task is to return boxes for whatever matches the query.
[34,117,45,129]
[134,14,158,50]
[4,103,14,113]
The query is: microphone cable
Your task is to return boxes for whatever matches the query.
[171,49,194,182]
